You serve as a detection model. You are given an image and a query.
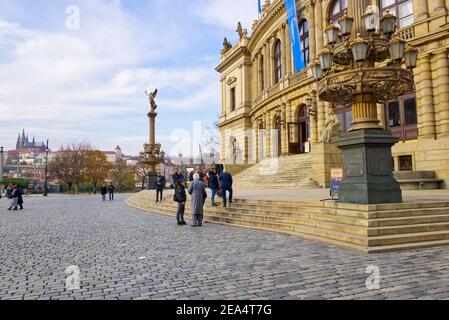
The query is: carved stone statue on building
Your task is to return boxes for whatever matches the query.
[236,22,244,40]
[221,38,232,55]
[320,108,341,144]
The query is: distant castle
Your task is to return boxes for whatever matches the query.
[16,129,46,151]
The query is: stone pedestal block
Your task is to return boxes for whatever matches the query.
[335,129,403,204]
[147,171,158,190]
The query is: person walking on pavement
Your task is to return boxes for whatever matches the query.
[101,184,108,201]
[17,185,24,210]
[219,170,234,208]
[208,171,219,207]
[8,184,19,211]
[108,182,116,201]
[173,178,187,226]
[188,173,207,227]
[154,172,166,203]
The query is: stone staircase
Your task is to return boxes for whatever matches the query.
[232,154,318,188]
[127,191,449,254]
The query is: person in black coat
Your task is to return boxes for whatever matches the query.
[8,184,19,211]
[173,179,187,225]
[100,185,108,201]
[208,171,220,207]
[154,172,166,203]
[17,186,24,210]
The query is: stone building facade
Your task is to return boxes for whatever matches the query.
[216,0,449,188]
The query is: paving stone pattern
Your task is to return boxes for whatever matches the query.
[1,195,449,300]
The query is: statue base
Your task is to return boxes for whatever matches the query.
[147,171,158,190]
[334,129,403,205]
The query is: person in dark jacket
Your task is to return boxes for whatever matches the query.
[108,183,116,201]
[188,170,194,182]
[100,185,108,201]
[8,184,19,211]
[172,169,184,189]
[173,179,187,225]
[17,186,24,210]
[154,172,166,203]
[219,171,233,208]
[208,171,220,207]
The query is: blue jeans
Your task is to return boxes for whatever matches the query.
[211,189,218,204]
[222,188,233,207]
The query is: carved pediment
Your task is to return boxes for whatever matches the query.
[226,77,237,86]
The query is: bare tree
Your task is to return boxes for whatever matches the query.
[49,142,92,193]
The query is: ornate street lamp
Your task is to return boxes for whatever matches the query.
[311,60,323,81]
[313,9,416,204]
[404,46,419,69]
[338,13,354,38]
[380,10,397,36]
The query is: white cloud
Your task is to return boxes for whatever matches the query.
[0,0,227,155]
[192,0,259,30]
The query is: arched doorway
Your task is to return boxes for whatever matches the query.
[288,105,310,154]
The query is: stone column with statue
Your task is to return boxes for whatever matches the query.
[140,89,165,190]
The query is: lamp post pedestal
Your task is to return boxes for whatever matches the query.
[335,128,402,204]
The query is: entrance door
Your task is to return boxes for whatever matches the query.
[288,105,310,154]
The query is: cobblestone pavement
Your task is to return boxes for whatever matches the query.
[1,194,449,300]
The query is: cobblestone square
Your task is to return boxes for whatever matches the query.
[1,195,449,300]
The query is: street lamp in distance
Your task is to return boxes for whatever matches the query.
[0,146,4,197]
[43,140,49,197]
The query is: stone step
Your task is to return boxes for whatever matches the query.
[127,193,449,253]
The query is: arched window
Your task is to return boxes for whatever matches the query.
[329,0,348,25]
[274,40,282,84]
[299,20,310,66]
[381,0,414,29]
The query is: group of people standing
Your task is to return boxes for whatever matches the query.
[168,168,234,227]
[1,184,25,211]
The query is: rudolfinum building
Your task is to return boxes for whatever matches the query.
[216,0,449,189]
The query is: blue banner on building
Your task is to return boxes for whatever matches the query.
[258,0,262,14]
[285,0,305,72]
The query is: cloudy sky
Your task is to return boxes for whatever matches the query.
[0,0,258,156]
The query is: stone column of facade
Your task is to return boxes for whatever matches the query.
[429,0,447,13]
[348,0,372,36]
[265,112,272,158]
[268,36,274,87]
[286,101,292,152]
[416,54,436,139]
[317,100,326,140]
[413,0,429,20]
[310,97,319,143]
[285,25,292,76]
[281,104,289,155]
[433,50,449,137]
[282,25,288,78]
[308,3,316,62]
[315,0,324,55]
[264,43,270,91]
[253,121,259,163]
[220,77,226,116]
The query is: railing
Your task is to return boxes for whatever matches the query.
[397,25,416,41]
[289,69,310,86]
